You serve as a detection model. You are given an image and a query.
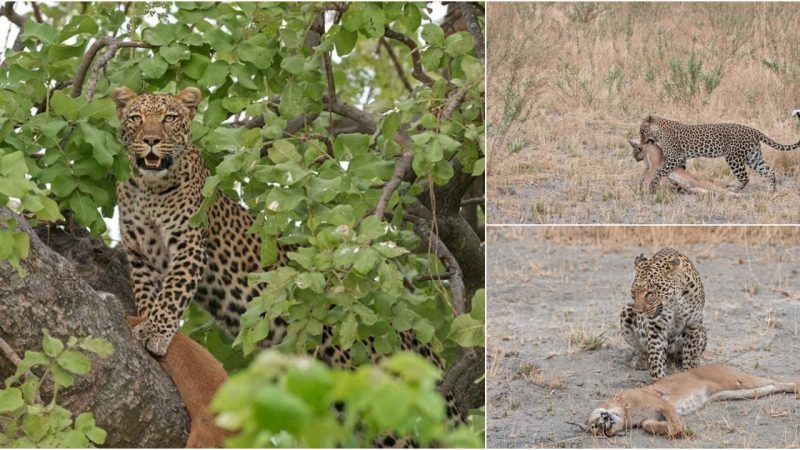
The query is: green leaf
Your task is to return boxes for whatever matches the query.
[79,123,114,168]
[52,364,75,388]
[353,247,380,274]
[56,350,91,375]
[281,56,306,75]
[78,337,114,358]
[198,61,229,88]
[140,55,169,79]
[362,3,386,38]
[58,16,99,42]
[15,351,48,376]
[0,387,24,413]
[23,22,58,44]
[159,44,190,65]
[42,332,64,357]
[421,24,445,47]
[461,55,484,81]
[444,32,475,56]
[339,314,358,349]
[448,314,484,348]
[50,91,77,120]
[334,27,358,56]
[80,99,116,120]
[143,23,177,46]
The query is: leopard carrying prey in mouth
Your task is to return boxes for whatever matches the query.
[585,364,799,438]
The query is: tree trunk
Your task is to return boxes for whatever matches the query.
[0,207,189,448]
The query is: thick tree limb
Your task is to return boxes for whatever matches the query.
[0,208,189,447]
[456,3,485,60]
[383,27,434,86]
[439,347,480,396]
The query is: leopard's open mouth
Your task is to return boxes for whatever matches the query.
[136,152,173,171]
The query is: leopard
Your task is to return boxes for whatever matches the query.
[620,247,707,381]
[110,87,460,445]
[639,115,800,193]
[585,364,799,438]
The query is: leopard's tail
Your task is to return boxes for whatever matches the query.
[758,132,800,152]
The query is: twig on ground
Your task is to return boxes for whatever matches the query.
[383,27,434,86]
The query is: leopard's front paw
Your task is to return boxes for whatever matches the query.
[131,321,172,356]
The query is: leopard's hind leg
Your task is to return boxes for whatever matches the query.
[745,148,778,192]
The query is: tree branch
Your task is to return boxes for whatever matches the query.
[405,206,466,316]
[439,348,480,396]
[383,27,434,86]
[456,3,485,60]
[2,1,27,52]
[374,153,412,218]
[30,1,42,23]
[72,36,151,99]
[378,38,413,92]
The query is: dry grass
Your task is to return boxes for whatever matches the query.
[488,225,800,249]
[487,3,800,224]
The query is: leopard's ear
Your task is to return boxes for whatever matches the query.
[634,253,647,267]
[669,256,681,269]
[111,86,137,119]
[177,87,202,118]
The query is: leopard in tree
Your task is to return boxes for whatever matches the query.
[640,115,800,193]
[110,87,450,387]
[620,247,707,381]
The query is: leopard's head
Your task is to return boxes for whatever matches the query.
[111,87,201,177]
[640,115,662,145]
[585,407,625,437]
[630,251,682,317]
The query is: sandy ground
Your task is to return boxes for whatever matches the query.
[487,230,800,448]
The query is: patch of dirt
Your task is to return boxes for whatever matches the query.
[487,233,800,448]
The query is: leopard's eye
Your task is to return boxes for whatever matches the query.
[128,114,142,123]
[645,292,653,300]
[164,114,178,123]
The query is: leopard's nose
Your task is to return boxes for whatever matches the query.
[143,136,161,147]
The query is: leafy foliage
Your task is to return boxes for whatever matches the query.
[211,350,482,448]
[0,331,113,448]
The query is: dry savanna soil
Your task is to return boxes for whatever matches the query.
[486,3,800,224]
[487,227,800,448]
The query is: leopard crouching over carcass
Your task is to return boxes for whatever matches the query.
[620,247,706,381]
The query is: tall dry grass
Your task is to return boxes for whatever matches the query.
[487,3,800,223]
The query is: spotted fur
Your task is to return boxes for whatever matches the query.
[620,247,706,381]
[640,115,800,193]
